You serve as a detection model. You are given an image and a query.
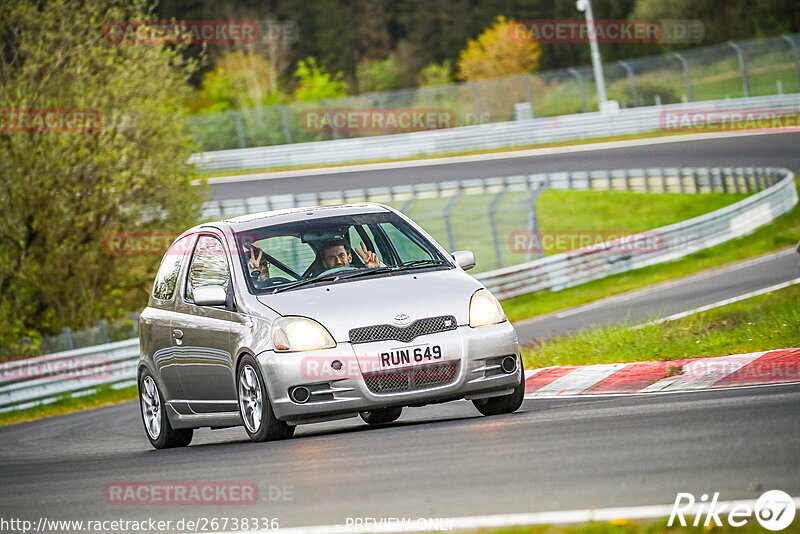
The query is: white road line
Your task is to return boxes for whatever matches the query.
[236,497,800,533]
[642,277,800,326]
[202,128,794,184]
[551,248,798,320]
[528,363,628,395]
[641,352,765,392]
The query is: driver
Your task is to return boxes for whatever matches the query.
[246,246,271,286]
[321,240,380,269]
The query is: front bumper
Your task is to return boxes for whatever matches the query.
[259,321,521,423]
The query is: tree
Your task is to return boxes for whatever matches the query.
[188,51,286,113]
[293,57,349,102]
[457,15,541,81]
[0,0,205,349]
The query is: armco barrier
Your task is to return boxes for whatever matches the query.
[0,166,795,411]
[189,94,800,172]
[476,167,797,298]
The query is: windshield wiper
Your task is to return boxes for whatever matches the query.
[268,270,354,293]
[393,259,450,271]
[268,267,394,293]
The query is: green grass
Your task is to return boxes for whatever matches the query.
[460,516,800,534]
[0,384,138,427]
[521,280,800,369]
[387,189,747,275]
[504,177,800,322]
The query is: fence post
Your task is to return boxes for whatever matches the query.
[400,192,416,214]
[727,41,751,97]
[276,105,293,144]
[444,191,463,252]
[231,110,247,148]
[488,190,506,269]
[781,34,800,92]
[619,61,640,107]
[321,99,340,139]
[527,182,546,262]
[63,327,74,351]
[567,68,588,112]
[672,52,694,102]
[98,320,109,344]
[469,82,487,124]
[516,74,537,118]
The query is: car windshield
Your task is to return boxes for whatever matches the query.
[234,211,451,293]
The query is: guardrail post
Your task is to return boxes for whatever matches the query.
[659,168,668,192]
[488,190,506,269]
[444,191,462,252]
[517,74,537,117]
[62,327,74,351]
[275,105,293,144]
[619,61,641,107]
[781,35,800,92]
[567,68,588,112]
[692,168,700,193]
[231,110,248,148]
[727,41,751,97]
[672,53,694,102]
[527,182,546,262]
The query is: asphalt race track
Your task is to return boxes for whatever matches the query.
[1,131,798,530]
[208,131,800,200]
[1,384,799,528]
[515,247,800,343]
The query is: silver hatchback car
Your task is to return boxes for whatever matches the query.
[138,203,523,449]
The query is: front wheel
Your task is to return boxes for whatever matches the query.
[472,356,525,416]
[360,406,403,425]
[237,355,294,442]
[139,370,193,449]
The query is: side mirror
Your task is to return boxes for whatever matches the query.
[194,285,228,307]
[452,250,476,271]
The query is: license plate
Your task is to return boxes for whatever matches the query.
[379,344,442,369]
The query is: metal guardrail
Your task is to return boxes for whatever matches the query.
[1,166,795,411]
[189,94,800,172]
[476,167,797,298]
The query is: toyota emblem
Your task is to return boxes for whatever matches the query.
[393,313,411,325]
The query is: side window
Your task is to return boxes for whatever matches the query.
[186,235,230,302]
[152,235,193,300]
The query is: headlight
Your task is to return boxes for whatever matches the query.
[469,288,506,327]
[271,317,336,352]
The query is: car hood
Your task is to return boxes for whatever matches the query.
[256,269,483,341]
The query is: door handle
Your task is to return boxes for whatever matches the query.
[172,328,184,339]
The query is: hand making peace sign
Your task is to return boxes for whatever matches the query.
[353,241,380,268]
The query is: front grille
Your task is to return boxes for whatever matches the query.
[349,315,457,344]
[363,361,459,394]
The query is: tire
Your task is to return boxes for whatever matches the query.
[360,406,403,425]
[139,369,193,449]
[472,356,525,416]
[237,355,294,442]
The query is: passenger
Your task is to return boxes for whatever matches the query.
[320,240,380,269]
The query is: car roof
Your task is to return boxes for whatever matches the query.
[195,202,394,233]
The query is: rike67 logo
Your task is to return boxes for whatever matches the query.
[669,490,796,531]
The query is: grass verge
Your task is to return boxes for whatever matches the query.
[521,281,800,369]
[504,177,800,322]
[459,516,800,534]
[0,384,138,427]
